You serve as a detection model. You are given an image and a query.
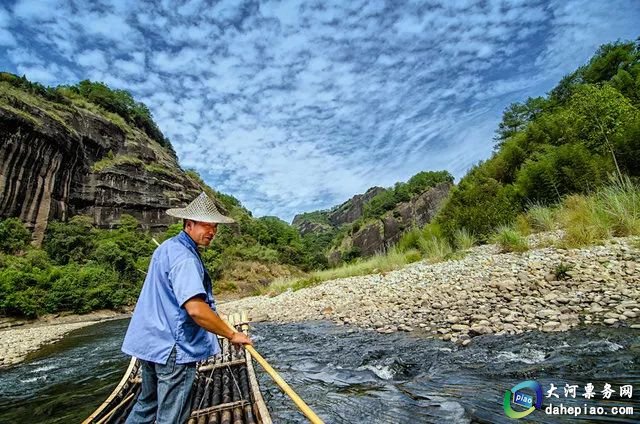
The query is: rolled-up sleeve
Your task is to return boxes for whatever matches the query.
[169,257,206,307]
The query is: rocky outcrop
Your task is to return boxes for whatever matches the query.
[292,186,385,236]
[327,187,386,227]
[330,182,452,262]
[0,84,205,244]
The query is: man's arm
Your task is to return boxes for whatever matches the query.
[184,297,252,345]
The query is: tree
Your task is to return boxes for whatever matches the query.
[495,97,548,145]
[566,84,639,180]
[43,216,95,265]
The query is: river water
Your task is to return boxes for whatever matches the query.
[0,319,639,423]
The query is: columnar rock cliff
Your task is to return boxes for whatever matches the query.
[0,82,203,244]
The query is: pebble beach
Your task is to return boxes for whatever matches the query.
[223,232,640,345]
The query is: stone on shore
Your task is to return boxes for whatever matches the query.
[220,234,640,343]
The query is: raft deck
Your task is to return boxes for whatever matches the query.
[84,318,271,424]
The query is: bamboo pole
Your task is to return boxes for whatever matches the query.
[243,344,323,424]
[151,239,322,423]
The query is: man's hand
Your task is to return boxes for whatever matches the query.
[229,331,253,345]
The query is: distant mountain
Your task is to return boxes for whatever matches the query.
[293,171,453,264]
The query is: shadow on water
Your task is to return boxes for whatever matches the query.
[0,319,639,423]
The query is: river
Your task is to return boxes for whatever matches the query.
[0,319,638,423]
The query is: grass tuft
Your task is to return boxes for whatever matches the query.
[492,225,529,252]
[418,235,453,263]
[453,228,476,250]
[526,203,556,233]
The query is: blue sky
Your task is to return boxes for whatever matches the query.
[1,1,639,222]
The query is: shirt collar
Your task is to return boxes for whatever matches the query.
[178,230,197,250]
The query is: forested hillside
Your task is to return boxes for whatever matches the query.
[435,40,640,241]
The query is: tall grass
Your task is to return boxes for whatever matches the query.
[262,247,414,295]
[418,235,454,262]
[526,203,556,232]
[453,228,476,250]
[559,176,640,247]
[492,225,529,252]
[397,227,422,252]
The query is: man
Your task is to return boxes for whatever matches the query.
[122,192,252,424]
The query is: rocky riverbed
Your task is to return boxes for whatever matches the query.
[222,233,640,345]
[0,310,127,368]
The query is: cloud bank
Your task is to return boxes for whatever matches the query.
[3,0,639,221]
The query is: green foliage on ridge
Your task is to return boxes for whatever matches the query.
[0,72,174,153]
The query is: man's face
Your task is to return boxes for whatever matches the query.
[185,220,218,247]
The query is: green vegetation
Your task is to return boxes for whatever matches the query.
[0,218,31,254]
[92,155,144,172]
[435,39,640,241]
[0,72,174,153]
[363,170,453,219]
[453,228,476,251]
[492,225,530,253]
[525,204,556,232]
[559,176,640,247]
[263,247,414,295]
[554,262,573,280]
[0,215,153,318]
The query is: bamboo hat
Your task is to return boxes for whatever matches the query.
[166,192,235,224]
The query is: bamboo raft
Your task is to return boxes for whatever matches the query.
[83,314,272,424]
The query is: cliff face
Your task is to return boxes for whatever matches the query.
[0,82,203,244]
[292,186,385,236]
[329,182,452,263]
[293,178,452,263]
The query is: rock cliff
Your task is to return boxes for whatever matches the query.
[293,179,452,263]
[330,182,452,262]
[0,81,205,244]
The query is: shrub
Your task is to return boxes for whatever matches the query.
[44,216,95,265]
[436,176,522,242]
[3,287,46,318]
[492,225,529,252]
[0,218,31,253]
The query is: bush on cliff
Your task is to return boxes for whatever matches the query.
[0,218,31,254]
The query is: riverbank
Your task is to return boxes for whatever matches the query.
[0,310,129,369]
[222,233,640,344]
[2,234,638,368]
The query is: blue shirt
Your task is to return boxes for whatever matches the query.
[122,231,221,364]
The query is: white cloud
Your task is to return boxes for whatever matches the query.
[0,29,16,46]
[12,0,66,21]
[5,0,640,221]
[76,49,109,69]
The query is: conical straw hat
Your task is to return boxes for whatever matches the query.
[166,192,235,223]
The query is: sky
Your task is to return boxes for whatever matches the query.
[1,0,639,222]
